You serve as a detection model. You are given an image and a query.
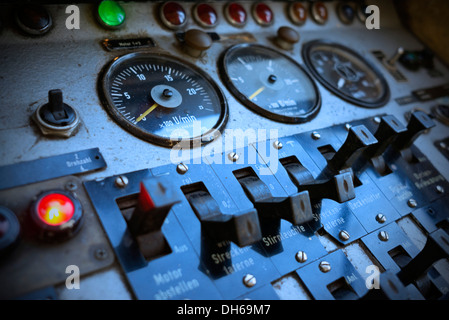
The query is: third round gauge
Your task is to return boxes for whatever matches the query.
[220,44,321,124]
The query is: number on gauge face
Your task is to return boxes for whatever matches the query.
[220,44,321,124]
[302,40,390,108]
[100,53,228,147]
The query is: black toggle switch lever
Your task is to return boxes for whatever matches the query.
[397,229,449,286]
[284,162,355,203]
[393,111,435,152]
[185,189,262,247]
[327,125,378,173]
[127,176,181,259]
[364,115,407,174]
[237,175,314,225]
[39,89,76,126]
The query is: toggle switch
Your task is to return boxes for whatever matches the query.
[327,125,378,173]
[237,175,313,225]
[34,89,80,138]
[127,176,181,259]
[393,111,435,152]
[185,188,261,247]
[183,29,212,58]
[282,160,355,204]
[387,47,404,67]
[397,229,449,286]
[364,115,407,174]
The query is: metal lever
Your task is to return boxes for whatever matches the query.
[186,190,262,247]
[238,175,314,225]
[328,125,378,173]
[393,111,435,151]
[284,162,355,203]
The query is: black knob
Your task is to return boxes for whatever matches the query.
[185,190,261,247]
[15,4,52,36]
[0,206,20,257]
[399,49,435,71]
[39,90,77,127]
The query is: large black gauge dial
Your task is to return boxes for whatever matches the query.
[302,40,390,108]
[100,53,228,147]
[220,44,321,123]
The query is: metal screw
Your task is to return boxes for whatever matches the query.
[436,185,445,194]
[243,274,256,287]
[345,123,352,131]
[339,230,350,241]
[373,116,381,124]
[228,152,239,162]
[295,251,308,263]
[378,230,389,242]
[319,261,331,273]
[176,162,189,174]
[95,248,108,260]
[65,181,78,191]
[273,140,283,150]
[376,213,387,224]
[440,142,447,149]
[407,198,418,208]
[115,175,129,188]
[311,131,321,140]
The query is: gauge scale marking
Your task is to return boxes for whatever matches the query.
[101,53,228,147]
[302,40,390,108]
[220,44,321,124]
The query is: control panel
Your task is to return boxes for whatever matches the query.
[1,0,449,301]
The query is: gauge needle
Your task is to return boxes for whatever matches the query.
[136,103,158,123]
[249,86,265,100]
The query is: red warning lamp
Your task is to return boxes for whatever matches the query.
[31,191,83,240]
[225,2,247,27]
[252,3,274,26]
[193,3,218,28]
[160,1,187,29]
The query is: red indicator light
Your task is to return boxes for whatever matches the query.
[252,3,273,26]
[160,1,187,29]
[194,3,218,27]
[311,2,328,25]
[225,2,247,27]
[289,2,307,25]
[37,193,74,226]
[31,190,83,241]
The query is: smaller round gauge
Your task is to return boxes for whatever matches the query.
[302,40,390,108]
[220,44,321,123]
[100,53,228,147]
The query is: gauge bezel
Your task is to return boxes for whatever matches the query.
[219,43,321,124]
[302,40,390,109]
[99,52,229,147]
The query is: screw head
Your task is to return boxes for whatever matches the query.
[176,162,189,174]
[319,261,331,273]
[407,198,418,208]
[378,230,389,242]
[436,185,445,194]
[228,152,240,162]
[295,250,308,263]
[345,123,352,131]
[311,131,321,140]
[339,230,350,241]
[273,140,283,150]
[95,248,108,260]
[243,274,256,287]
[376,213,387,224]
[65,181,78,191]
[373,116,381,124]
[115,175,129,188]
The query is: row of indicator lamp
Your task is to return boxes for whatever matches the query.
[0,191,83,257]
[12,1,368,35]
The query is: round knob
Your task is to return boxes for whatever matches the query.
[183,29,212,58]
[15,4,52,36]
[275,26,299,50]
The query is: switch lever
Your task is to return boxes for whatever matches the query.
[393,111,435,151]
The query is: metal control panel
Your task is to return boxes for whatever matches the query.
[0,1,449,300]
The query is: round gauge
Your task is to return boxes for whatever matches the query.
[302,40,390,108]
[220,44,321,123]
[100,53,228,147]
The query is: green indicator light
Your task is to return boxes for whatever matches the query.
[98,1,126,28]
